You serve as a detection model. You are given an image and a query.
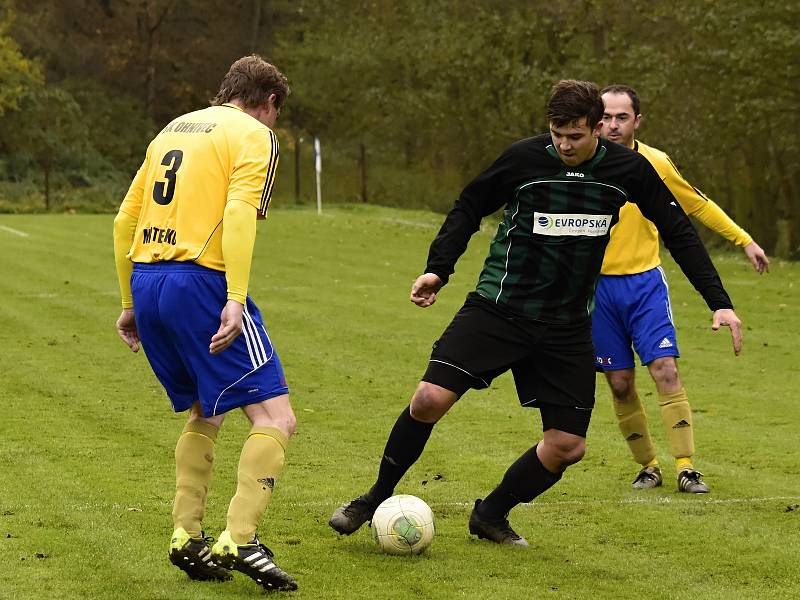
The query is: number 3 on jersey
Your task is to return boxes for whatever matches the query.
[153,149,183,205]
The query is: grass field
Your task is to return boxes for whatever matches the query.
[1,206,798,599]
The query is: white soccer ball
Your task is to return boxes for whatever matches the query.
[370,494,435,556]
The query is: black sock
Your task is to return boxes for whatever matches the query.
[368,405,435,503]
[478,444,562,518]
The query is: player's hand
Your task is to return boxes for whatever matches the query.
[410,273,444,308]
[711,308,742,355]
[210,299,244,354]
[743,241,769,274]
[116,308,140,353]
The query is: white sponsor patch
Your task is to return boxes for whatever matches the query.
[533,212,612,237]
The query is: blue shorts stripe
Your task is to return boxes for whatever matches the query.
[246,307,270,364]
[656,266,675,325]
[242,309,266,367]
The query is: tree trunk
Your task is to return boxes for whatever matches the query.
[766,135,795,258]
[359,143,368,203]
[294,130,301,204]
[742,148,770,252]
[250,0,263,52]
[44,163,50,211]
[138,1,172,125]
[145,56,156,124]
[774,219,791,259]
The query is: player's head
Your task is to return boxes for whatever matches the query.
[212,55,290,128]
[600,84,641,148]
[546,80,604,166]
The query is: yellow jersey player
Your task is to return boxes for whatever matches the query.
[113,55,297,591]
[595,84,769,493]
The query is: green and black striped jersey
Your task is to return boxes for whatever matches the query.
[425,134,732,324]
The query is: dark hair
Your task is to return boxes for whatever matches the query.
[600,84,641,116]
[546,80,604,128]
[211,55,290,110]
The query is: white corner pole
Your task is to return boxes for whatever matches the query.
[314,136,322,215]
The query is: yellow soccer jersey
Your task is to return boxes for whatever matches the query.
[118,104,279,271]
[600,140,752,275]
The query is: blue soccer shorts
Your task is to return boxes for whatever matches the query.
[592,266,680,371]
[130,262,288,417]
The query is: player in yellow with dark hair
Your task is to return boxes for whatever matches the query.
[594,85,769,493]
[113,55,297,591]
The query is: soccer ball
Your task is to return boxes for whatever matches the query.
[371,494,435,556]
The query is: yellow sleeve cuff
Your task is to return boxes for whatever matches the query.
[691,199,753,247]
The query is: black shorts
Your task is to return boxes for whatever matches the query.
[422,293,595,436]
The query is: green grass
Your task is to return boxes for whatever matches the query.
[0,205,798,599]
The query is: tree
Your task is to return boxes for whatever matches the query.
[0,0,797,255]
[0,86,86,208]
[0,6,41,116]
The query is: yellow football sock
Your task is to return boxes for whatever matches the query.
[227,426,288,545]
[659,387,695,459]
[172,420,219,538]
[676,457,694,472]
[613,393,656,466]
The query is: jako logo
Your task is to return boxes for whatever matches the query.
[537,216,553,229]
[566,171,585,178]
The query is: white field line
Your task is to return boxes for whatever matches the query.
[68,495,800,513]
[295,495,800,510]
[17,293,59,298]
[0,225,30,237]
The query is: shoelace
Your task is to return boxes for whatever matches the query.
[499,521,522,540]
[343,497,373,516]
[486,514,522,540]
[249,537,275,559]
[635,468,659,483]
[192,533,226,569]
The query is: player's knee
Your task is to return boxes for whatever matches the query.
[410,384,455,422]
[284,411,297,437]
[649,358,680,389]
[244,397,297,438]
[559,439,586,466]
[187,406,225,429]
[271,403,297,438]
[547,436,586,467]
[259,414,296,439]
[606,370,635,401]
